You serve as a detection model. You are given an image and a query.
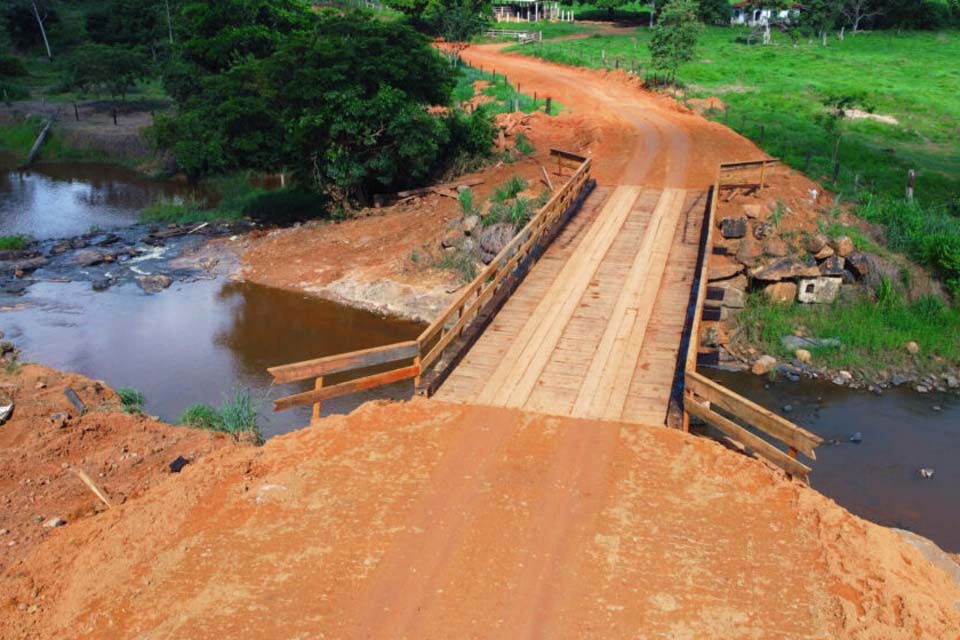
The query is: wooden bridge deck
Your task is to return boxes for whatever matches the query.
[435,185,709,426]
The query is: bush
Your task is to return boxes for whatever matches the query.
[242,187,328,224]
[0,55,28,77]
[117,387,145,414]
[493,176,527,202]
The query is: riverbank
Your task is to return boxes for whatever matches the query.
[0,100,168,172]
[0,361,235,576]
[2,398,958,638]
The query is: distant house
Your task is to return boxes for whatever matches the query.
[730,2,801,26]
[493,0,570,23]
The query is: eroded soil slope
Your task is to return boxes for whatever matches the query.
[2,399,958,639]
[0,365,232,575]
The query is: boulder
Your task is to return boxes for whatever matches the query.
[818,255,846,277]
[830,235,855,257]
[751,355,777,376]
[905,341,920,355]
[479,222,517,264]
[721,286,746,309]
[0,249,38,262]
[845,251,871,279]
[42,517,65,529]
[803,233,828,254]
[720,217,748,239]
[752,221,774,240]
[763,237,789,258]
[813,245,835,260]
[73,249,106,267]
[751,257,819,281]
[91,278,113,292]
[708,255,743,281]
[741,204,764,219]
[462,215,481,236]
[700,324,720,348]
[735,235,764,267]
[764,281,797,304]
[50,241,71,256]
[11,256,47,273]
[795,348,812,363]
[797,277,842,304]
[135,274,173,294]
[440,230,462,249]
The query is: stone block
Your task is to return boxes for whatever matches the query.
[797,277,842,304]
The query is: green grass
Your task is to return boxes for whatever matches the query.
[180,389,263,444]
[739,290,960,374]
[141,173,267,224]
[0,235,31,251]
[511,28,960,205]
[452,63,565,115]
[492,175,528,202]
[117,387,145,414]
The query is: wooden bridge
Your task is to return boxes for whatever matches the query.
[268,152,822,480]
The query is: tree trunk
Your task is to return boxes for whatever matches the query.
[31,1,52,61]
[853,14,861,32]
[649,1,655,27]
[165,0,175,45]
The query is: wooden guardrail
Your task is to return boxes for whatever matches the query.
[268,150,593,419]
[683,159,823,481]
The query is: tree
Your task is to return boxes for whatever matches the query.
[842,0,883,31]
[63,44,150,102]
[802,0,842,44]
[384,0,490,39]
[153,9,493,207]
[649,0,702,84]
[698,0,731,25]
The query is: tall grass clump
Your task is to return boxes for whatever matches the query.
[180,388,263,444]
[117,387,145,414]
[492,175,527,202]
[857,195,960,294]
[0,235,31,251]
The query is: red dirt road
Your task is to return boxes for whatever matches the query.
[463,43,760,188]
[3,400,958,639]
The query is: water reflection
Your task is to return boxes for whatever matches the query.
[0,279,424,439]
[0,157,204,239]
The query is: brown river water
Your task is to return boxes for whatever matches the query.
[1,160,957,552]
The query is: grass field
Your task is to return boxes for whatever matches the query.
[453,63,565,115]
[511,28,960,206]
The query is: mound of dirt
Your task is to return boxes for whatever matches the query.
[2,399,958,638]
[0,364,233,575]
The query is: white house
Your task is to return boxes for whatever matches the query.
[731,2,802,26]
[492,0,572,23]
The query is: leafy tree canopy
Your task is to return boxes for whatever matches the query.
[384,0,490,40]
[649,0,702,84]
[63,43,151,101]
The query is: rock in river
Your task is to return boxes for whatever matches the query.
[136,274,174,294]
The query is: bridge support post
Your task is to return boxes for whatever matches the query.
[311,376,324,425]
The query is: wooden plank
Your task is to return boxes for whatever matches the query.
[684,185,718,373]
[478,185,642,407]
[273,364,420,411]
[268,341,419,384]
[685,393,811,479]
[686,371,822,458]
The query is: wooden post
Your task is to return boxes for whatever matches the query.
[112,108,118,126]
[533,91,537,107]
[759,162,767,190]
[906,169,916,201]
[545,96,552,115]
[832,160,841,184]
[311,376,323,424]
[413,355,422,389]
[73,103,79,122]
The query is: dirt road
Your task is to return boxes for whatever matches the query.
[3,400,958,639]
[463,43,760,188]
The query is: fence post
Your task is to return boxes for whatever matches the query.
[311,376,324,424]
[906,169,916,201]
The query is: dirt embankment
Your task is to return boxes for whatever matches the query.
[1,399,958,638]
[0,364,233,576]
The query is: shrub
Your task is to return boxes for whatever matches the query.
[180,389,263,444]
[458,188,476,216]
[117,387,145,414]
[0,55,28,77]
[514,133,535,155]
[243,187,327,224]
